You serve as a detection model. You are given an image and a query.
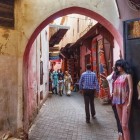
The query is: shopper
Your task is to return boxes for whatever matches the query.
[106,67,123,140]
[52,70,58,94]
[64,71,73,96]
[79,64,99,123]
[58,76,64,96]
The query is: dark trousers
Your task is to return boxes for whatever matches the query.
[83,89,95,120]
[112,105,123,133]
[52,86,57,94]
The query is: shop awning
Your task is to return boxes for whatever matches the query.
[49,46,60,52]
[66,23,100,49]
[49,55,60,60]
[49,24,70,47]
[49,52,60,57]
[65,23,113,50]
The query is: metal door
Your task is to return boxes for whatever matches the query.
[124,18,140,140]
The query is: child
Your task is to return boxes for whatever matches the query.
[58,76,64,96]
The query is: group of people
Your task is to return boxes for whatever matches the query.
[79,59,133,140]
[49,69,73,96]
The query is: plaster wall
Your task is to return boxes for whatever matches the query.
[40,27,49,99]
[28,40,38,124]
[27,26,49,127]
[113,40,121,64]
[0,28,18,131]
[59,14,97,48]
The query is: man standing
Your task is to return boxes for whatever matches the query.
[79,64,99,123]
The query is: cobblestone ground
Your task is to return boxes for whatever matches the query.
[29,92,118,140]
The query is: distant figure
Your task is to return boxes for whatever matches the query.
[58,69,64,80]
[64,71,73,96]
[113,59,133,140]
[52,71,58,94]
[49,69,53,91]
[73,79,79,92]
[58,76,64,96]
[79,64,99,123]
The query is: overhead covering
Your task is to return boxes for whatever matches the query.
[59,43,73,58]
[49,55,60,60]
[63,23,113,50]
[49,52,60,57]
[66,23,100,49]
[49,24,70,47]
[49,47,60,52]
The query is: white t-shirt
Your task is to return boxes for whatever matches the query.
[106,72,114,96]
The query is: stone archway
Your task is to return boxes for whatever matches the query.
[24,7,122,61]
[23,6,123,133]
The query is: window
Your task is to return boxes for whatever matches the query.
[127,19,140,39]
[40,61,43,85]
[0,0,14,28]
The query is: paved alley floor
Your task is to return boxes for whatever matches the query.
[29,92,118,140]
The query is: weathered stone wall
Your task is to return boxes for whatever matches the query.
[0,29,18,131]
[24,26,49,132]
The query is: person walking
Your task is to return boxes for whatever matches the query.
[49,69,53,92]
[112,59,133,140]
[58,69,64,80]
[58,76,64,96]
[79,64,99,123]
[52,70,58,95]
[106,67,123,140]
[64,71,73,96]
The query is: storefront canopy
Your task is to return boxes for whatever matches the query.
[49,24,70,47]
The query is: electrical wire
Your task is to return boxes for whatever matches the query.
[67,15,92,21]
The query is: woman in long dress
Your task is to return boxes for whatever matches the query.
[64,71,73,96]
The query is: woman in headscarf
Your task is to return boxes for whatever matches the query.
[64,71,73,96]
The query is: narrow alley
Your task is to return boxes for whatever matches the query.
[0,1,140,140]
[29,92,118,140]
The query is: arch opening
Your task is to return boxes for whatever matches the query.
[24,6,122,63]
[23,6,123,133]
